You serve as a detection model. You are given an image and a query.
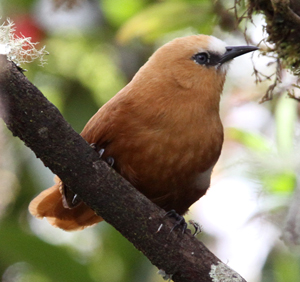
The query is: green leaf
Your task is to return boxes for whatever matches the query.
[227,127,271,152]
[273,252,300,282]
[275,95,298,155]
[117,1,213,44]
[102,0,148,27]
[262,170,296,194]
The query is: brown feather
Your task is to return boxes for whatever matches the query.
[29,35,256,231]
[29,178,103,231]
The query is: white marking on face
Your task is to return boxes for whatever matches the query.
[208,36,231,73]
[208,36,227,55]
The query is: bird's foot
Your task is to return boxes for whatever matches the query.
[60,183,82,209]
[188,220,202,236]
[106,156,114,167]
[90,144,115,167]
[90,143,101,154]
[165,209,187,234]
[98,148,105,158]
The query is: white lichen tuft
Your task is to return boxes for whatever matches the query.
[0,19,48,66]
[210,262,243,282]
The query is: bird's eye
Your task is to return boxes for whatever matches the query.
[193,52,209,65]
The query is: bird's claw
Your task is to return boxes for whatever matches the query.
[71,193,81,207]
[106,156,114,167]
[98,148,105,158]
[188,220,202,236]
[165,209,187,234]
[90,144,114,167]
[61,183,81,209]
[90,143,98,151]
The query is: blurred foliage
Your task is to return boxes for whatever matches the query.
[1,0,300,282]
[116,1,214,43]
[228,96,298,195]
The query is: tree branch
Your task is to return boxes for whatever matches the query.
[0,55,246,282]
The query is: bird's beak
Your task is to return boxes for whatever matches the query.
[218,45,259,64]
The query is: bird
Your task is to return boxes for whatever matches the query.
[29,34,258,231]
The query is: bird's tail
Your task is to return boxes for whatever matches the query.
[28,177,103,231]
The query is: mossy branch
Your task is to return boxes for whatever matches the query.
[248,0,300,74]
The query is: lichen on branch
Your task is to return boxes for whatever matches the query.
[0,19,48,66]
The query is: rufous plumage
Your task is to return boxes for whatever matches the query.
[29,35,258,231]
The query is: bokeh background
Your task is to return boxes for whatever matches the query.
[1,0,300,281]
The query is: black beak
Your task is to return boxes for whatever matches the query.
[219,45,259,64]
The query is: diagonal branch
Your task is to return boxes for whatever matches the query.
[0,55,246,282]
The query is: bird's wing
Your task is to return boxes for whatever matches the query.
[79,89,130,146]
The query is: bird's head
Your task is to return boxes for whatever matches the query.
[145,34,258,92]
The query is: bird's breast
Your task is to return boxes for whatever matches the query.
[103,111,223,195]
[90,89,224,213]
